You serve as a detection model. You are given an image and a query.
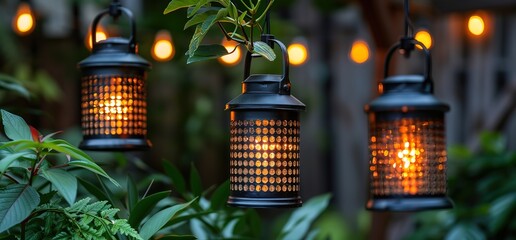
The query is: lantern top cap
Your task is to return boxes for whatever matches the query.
[78,37,150,69]
[225,74,305,111]
[366,74,449,113]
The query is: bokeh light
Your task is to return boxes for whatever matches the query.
[415,29,432,50]
[218,39,242,66]
[151,30,175,62]
[468,15,485,36]
[12,3,35,36]
[349,40,370,64]
[288,42,309,66]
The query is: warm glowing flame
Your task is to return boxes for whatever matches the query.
[468,15,485,36]
[151,30,175,62]
[86,25,108,50]
[218,39,242,66]
[12,3,35,36]
[349,40,370,64]
[287,43,308,66]
[415,29,432,50]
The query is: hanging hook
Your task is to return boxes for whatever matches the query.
[400,0,416,58]
[261,0,275,48]
[109,0,122,19]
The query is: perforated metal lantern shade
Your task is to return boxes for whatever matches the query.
[365,75,452,211]
[78,37,151,151]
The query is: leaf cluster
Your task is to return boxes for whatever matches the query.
[164,0,277,63]
[25,197,141,240]
[408,132,516,240]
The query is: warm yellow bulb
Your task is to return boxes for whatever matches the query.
[349,40,370,64]
[468,15,485,36]
[151,31,175,62]
[287,43,308,66]
[219,39,242,66]
[86,25,108,50]
[415,30,432,50]
[12,3,35,36]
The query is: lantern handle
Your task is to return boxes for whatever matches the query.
[244,39,291,95]
[91,6,137,52]
[383,38,433,93]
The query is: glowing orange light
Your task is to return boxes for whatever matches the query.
[12,3,35,36]
[415,29,432,50]
[349,40,370,64]
[468,15,485,36]
[287,43,308,66]
[85,25,108,50]
[218,39,242,66]
[151,30,175,62]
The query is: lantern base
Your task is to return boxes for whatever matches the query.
[79,138,151,151]
[366,196,453,211]
[227,196,302,208]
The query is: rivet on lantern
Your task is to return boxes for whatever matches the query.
[78,1,151,151]
[225,39,305,208]
[364,37,453,211]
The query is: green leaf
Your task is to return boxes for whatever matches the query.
[164,0,198,14]
[209,180,229,210]
[253,41,276,61]
[187,44,229,64]
[139,198,198,240]
[69,158,119,187]
[188,0,215,18]
[278,193,332,240]
[40,139,92,161]
[0,74,30,98]
[190,163,202,197]
[184,12,211,29]
[188,8,228,58]
[0,152,31,174]
[0,184,40,233]
[1,110,32,141]
[488,194,516,233]
[163,161,186,195]
[41,168,77,206]
[128,191,171,229]
[127,176,139,212]
[445,224,485,240]
[77,177,110,202]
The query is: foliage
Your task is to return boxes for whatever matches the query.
[164,0,277,63]
[408,132,516,240]
[0,109,141,238]
[25,198,141,240]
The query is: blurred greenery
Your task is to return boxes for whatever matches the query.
[407,132,516,240]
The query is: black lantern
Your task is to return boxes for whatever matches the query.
[364,39,453,211]
[78,3,151,151]
[226,39,305,208]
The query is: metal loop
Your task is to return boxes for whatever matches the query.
[91,6,137,51]
[383,38,433,92]
[244,39,291,94]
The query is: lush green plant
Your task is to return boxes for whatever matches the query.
[83,158,332,239]
[0,109,139,239]
[408,132,516,240]
[164,0,277,63]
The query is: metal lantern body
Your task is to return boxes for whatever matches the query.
[226,39,305,208]
[78,7,151,151]
[365,74,452,211]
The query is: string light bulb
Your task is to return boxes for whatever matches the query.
[350,40,370,64]
[287,42,308,66]
[415,29,432,50]
[151,30,175,62]
[12,2,36,36]
[85,24,108,51]
[468,15,485,36]
[218,38,242,66]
